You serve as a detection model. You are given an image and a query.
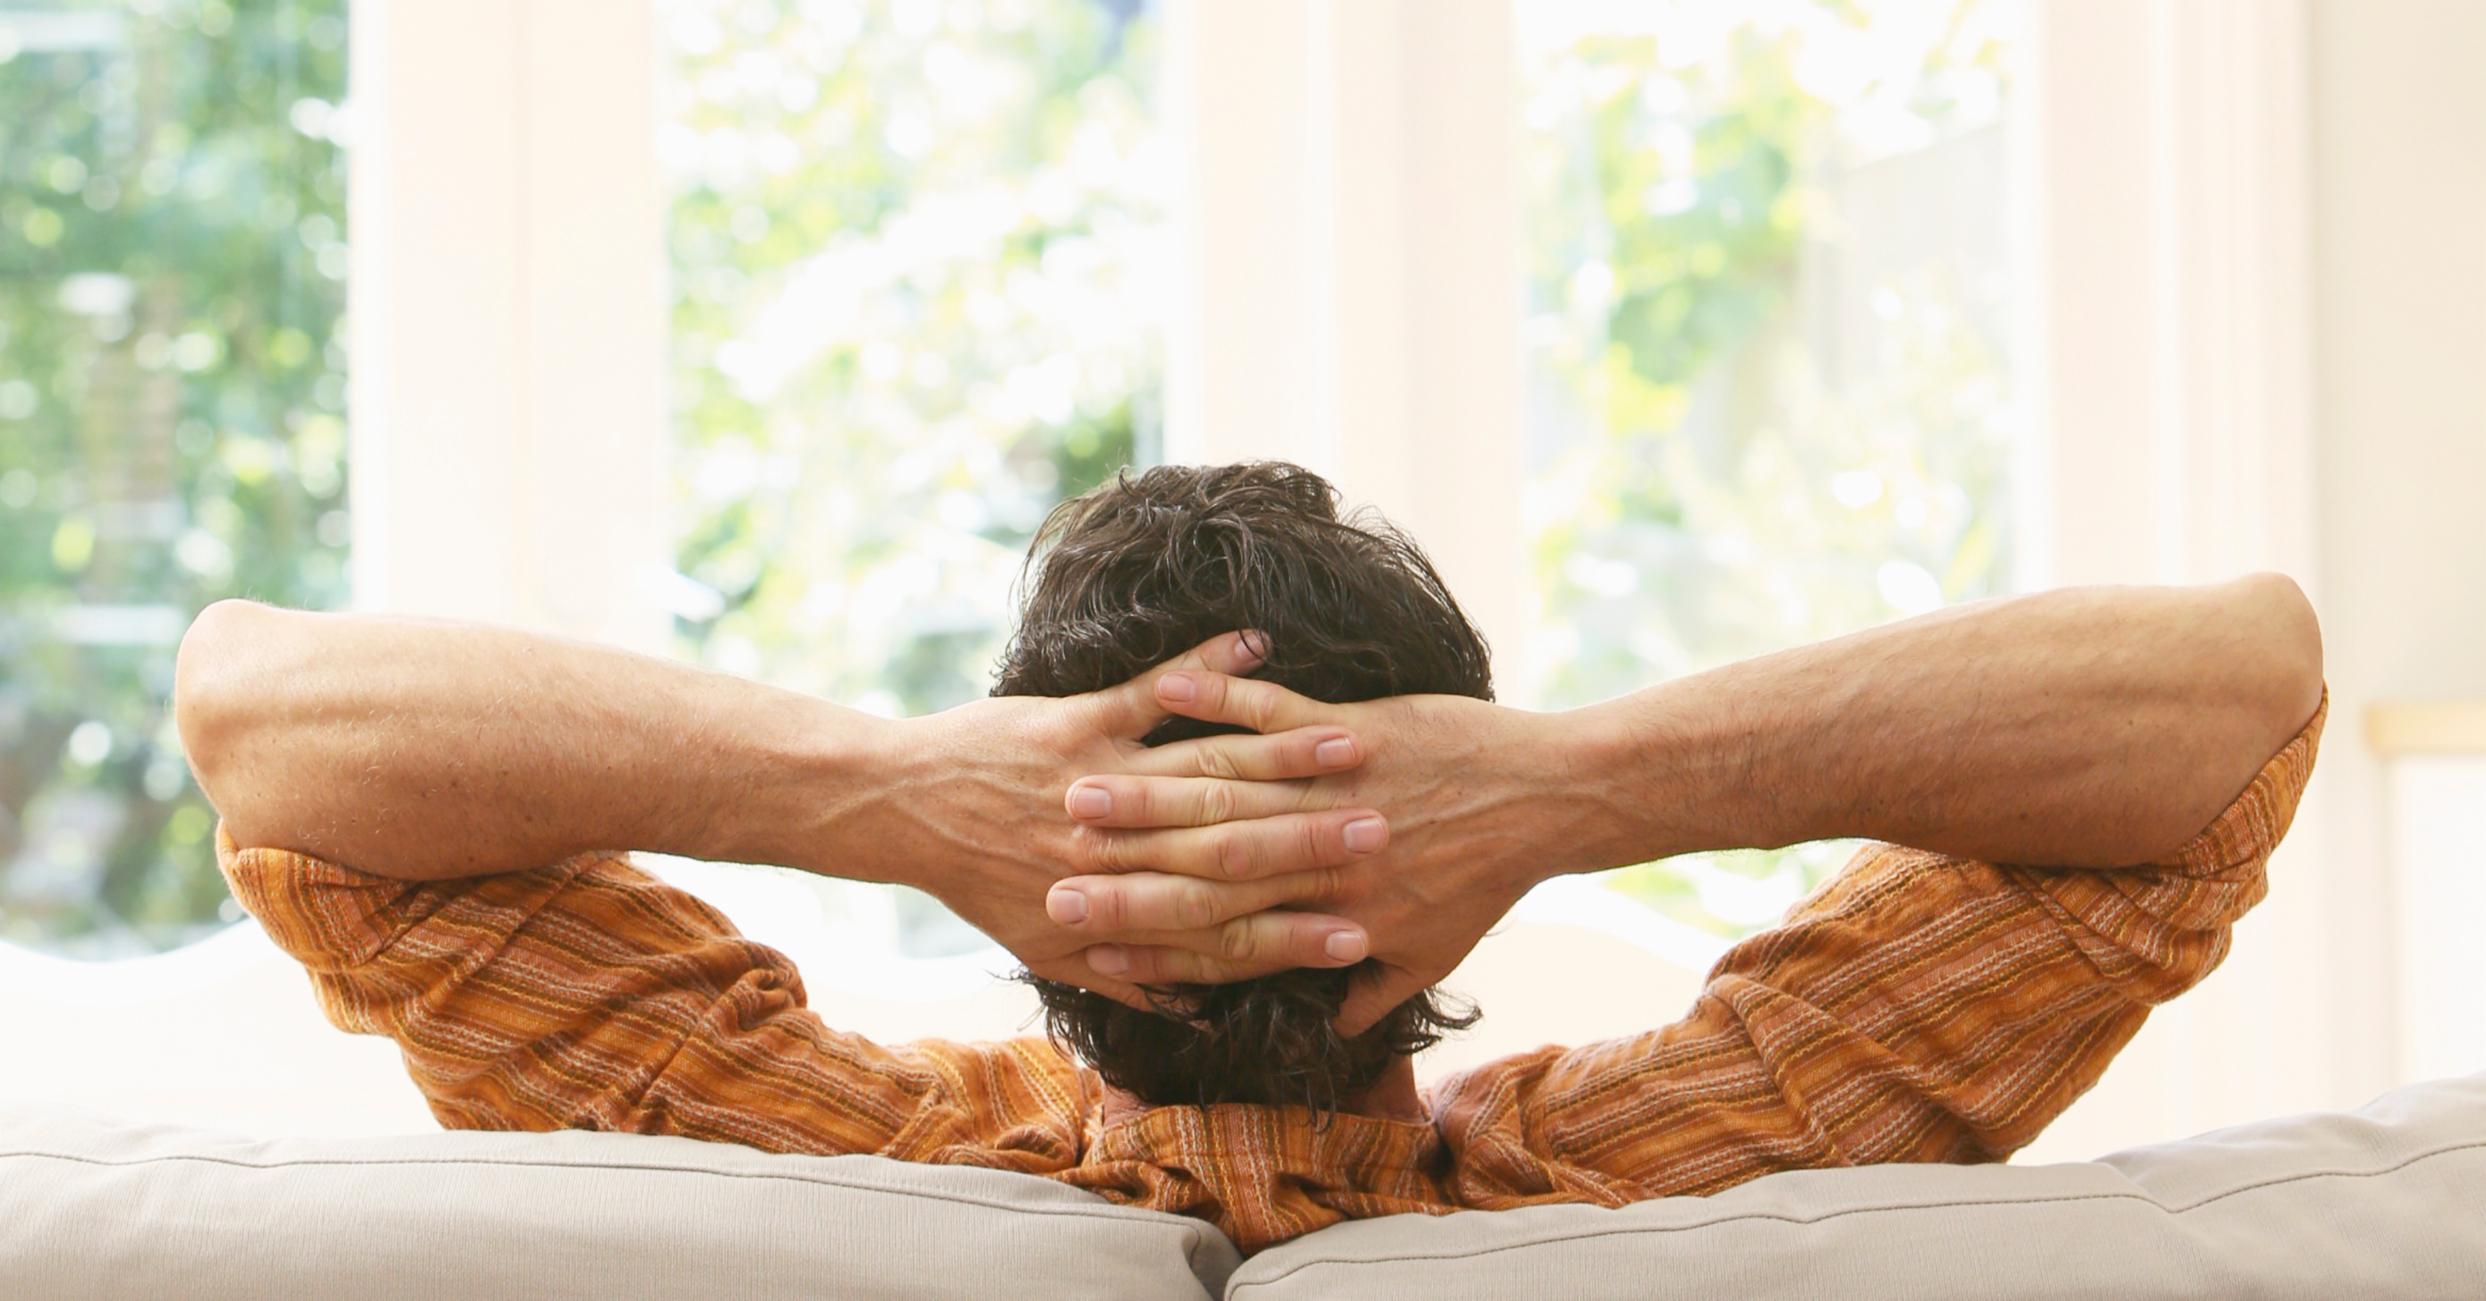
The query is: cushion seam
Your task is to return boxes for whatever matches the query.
[1225,1138,2486,1293]
[0,1148,1198,1234]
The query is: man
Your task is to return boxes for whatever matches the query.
[178,462,2326,1255]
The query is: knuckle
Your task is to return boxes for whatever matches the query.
[1197,745,1241,782]
[1176,882,1220,930]
[1145,950,1192,985]
[1298,816,1326,868]
[1089,884,1127,930]
[1218,920,1257,962]
[1199,782,1237,824]
[1216,829,1253,880]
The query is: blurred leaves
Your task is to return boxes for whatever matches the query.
[1519,0,2016,936]
[662,0,1160,719]
[1,0,348,955]
[3,0,2022,957]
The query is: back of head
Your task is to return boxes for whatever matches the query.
[994,461,1488,1113]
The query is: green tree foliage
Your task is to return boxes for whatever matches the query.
[0,0,347,955]
[663,0,1158,717]
[1519,0,2016,934]
[4,0,2016,957]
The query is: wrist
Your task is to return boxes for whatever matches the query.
[1527,694,1693,879]
[1488,704,1626,886]
[726,695,916,883]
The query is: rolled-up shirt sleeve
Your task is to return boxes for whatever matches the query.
[216,830,999,1161]
[1436,692,2327,1206]
[1753,692,2325,1156]
[1987,697,2325,1008]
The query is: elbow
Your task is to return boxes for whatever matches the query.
[173,599,275,806]
[2232,571,2326,737]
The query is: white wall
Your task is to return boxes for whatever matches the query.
[2309,0,2486,1095]
[2025,0,2486,1160]
[349,0,668,653]
[1163,0,1530,685]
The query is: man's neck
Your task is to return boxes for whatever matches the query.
[1098,1055,1427,1126]
[1357,1054,1425,1121]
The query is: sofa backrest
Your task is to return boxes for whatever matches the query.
[1225,1070,2486,1299]
[0,1110,1241,1299]
[7,1072,2481,1300]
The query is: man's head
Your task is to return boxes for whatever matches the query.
[993,461,1487,1113]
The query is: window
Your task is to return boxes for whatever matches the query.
[1515,0,2020,937]
[1,1,2019,960]
[0,1,348,957]
[6,3,2348,1155]
[658,0,1165,953]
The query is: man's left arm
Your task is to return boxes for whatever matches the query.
[1046,575,2327,1028]
[1426,699,2327,1193]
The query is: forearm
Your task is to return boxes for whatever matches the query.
[1546,574,2325,872]
[175,601,883,881]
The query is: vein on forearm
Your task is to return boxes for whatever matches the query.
[1560,577,2323,872]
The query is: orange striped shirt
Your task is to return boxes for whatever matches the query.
[220,697,2322,1255]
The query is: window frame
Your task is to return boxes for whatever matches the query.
[346,0,669,654]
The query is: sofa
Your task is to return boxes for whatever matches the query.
[6,1071,2482,1299]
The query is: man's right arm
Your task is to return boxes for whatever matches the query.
[175,599,892,882]
[174,601,1381,1003]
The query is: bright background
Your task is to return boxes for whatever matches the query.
[4,0,2483,1167]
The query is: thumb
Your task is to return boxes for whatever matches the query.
[1334,964,1426,1038]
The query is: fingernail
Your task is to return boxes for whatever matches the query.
[1314,736,1357,767]
[1324,931,1366,963]
[1158,673,1197,703]
[1069,785,1112,819]
[1238,630,1269,662]
[1088,946,1129,975]
[1342,817,1386,853]
[1047,889,1088,924]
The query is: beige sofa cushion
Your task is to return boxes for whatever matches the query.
[7,1076,2481,1298]
[1228,1071,2486,1300]
[0,1111,1240,1300]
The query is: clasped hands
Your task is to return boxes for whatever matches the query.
[893,633,1565,1036]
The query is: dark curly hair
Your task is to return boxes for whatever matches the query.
[994,461,1488,1114]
